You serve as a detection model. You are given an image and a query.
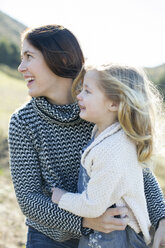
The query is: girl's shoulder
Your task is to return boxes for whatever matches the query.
[93,128,137,159]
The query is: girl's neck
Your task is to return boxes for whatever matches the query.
[95,118,118,138]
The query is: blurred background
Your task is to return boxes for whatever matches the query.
[0,0,165,247]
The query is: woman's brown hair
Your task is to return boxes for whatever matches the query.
[22,24,84,80]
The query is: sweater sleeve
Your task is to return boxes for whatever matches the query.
[143,168,165,228]
[58,146,126,217]
[9,113,82,236]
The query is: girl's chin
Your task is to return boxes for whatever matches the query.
[79,113,89,122]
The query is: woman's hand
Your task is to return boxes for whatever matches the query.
[152,218,165,248]
[83,207,129,233]
[51,187,67,204]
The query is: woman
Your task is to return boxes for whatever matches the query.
[8,24,165,248]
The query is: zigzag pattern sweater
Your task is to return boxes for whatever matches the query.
[9,97,165,242]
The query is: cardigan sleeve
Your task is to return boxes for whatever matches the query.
[9,113,82,236]
[59,146,128,217]
[143,168,165,228]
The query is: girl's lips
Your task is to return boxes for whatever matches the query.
[78,102,85,110]
[79,106,86,111]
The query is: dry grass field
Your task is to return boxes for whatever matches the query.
[0,69,28,248]
[0,68,164,248]
[0,169,27,248]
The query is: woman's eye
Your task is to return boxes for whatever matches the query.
[27,54,32,59]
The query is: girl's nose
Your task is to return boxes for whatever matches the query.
[18,61,27,73]
[77,91,82,100]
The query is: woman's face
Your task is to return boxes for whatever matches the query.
[18,39,61,99]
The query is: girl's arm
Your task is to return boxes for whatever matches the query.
[9,113,83,236]
[53,146,132,218]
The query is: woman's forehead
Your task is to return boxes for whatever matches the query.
[21,39,39,55]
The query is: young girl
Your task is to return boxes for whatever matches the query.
[52,64,164,247]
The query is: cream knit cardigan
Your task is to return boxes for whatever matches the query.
[59,122,151,244]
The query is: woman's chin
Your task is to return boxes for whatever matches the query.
[28,90,40,98]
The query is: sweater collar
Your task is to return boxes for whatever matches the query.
[91,122,121,140]
[81,122,121,162]
[32,97,81,125]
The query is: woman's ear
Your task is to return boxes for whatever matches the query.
[107,101,119,112]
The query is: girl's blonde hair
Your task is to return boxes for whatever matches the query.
[72,63,164,164]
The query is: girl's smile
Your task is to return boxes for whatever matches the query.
[78,103,86,111]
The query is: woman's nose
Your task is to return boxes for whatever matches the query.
[18,61,27,73]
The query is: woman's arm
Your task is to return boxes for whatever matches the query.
[82,207,129,233]
[143,168,165,228]
[152,218,165,248]
[9,113,82,236]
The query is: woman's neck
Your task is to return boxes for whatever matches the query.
[47,78,74,105]
[47,93,74,105]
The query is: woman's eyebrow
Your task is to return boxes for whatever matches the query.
[22,50,36,56]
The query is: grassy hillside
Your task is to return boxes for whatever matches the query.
[0,11,26,46]
[145,63,165,83]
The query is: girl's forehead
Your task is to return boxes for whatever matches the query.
[83,70,100,89]
[85,70,99,80]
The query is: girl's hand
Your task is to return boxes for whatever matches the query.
[152,218,165,248]
[51,187,67,204]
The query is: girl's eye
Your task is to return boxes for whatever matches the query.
[85,89,90,94]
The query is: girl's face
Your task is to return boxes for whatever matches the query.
[77,70,118,127]
[18,39,63,101]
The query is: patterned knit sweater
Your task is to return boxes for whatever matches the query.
[8,97,165,242]
[59,122,151,243]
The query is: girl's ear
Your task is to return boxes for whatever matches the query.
[107,101,119,112]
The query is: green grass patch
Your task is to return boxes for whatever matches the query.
[0,69,28,136]
[0,168,4,175]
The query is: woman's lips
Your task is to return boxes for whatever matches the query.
[24,77,35,87]
[27,79,35,87]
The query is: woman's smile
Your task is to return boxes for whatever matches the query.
[24,76,35,88]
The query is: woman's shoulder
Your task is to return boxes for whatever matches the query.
[10,98,35,125]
